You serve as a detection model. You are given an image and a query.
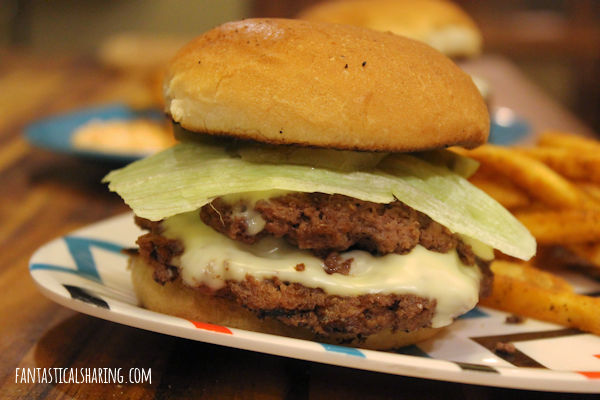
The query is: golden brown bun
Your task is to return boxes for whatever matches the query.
[298,0,482,59]
[164,18,488,152]
[130,255,442,350]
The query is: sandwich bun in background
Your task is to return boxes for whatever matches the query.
[297,0,483,59]
[98,32,191,109]
[105,19,535,350]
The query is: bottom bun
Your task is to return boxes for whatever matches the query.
[130,255,442,350]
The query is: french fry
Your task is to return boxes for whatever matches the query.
[480,261,600,335]
[516,147,600,184]
[459,145,584,209]
[577,182,600,203]
[514,209,600,244]
[468,175,530,209]
[490,260,572,291]
[565,242,600,269]
[460,134,600,336]
[531,245,579,272]
[538,131,600,153]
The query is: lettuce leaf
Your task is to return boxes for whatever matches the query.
[103,142,535,259]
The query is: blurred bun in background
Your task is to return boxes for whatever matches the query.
[98,33,191,109]
[298,0,482,59]
[98,33,190,73]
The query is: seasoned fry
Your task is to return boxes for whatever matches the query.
[468,175,530,209]
[577,182,600,203]
[480,261,600,335]
[565,242,600,269]
[489,260,572,291]
[514,209,600,244]
[516,147,600,184]
[459,145,584,209]
[538,131,600,153]
[463,134,600,336]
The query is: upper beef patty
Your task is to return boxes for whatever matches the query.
[200,192,476,264]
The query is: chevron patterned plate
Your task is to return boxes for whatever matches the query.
[29,213,600,392]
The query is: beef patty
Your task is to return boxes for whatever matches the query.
[200,193,476,265]
[222,276,435,337]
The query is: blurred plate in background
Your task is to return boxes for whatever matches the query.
[489,107,531,145]
[25,104,165,164]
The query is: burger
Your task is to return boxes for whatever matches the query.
[297,0,482,59]
[104,19,535,350]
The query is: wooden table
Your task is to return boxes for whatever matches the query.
[1,51,597,399]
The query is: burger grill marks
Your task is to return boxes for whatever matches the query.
[200,193,477,268]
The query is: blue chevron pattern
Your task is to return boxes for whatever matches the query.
[30,236,125,283]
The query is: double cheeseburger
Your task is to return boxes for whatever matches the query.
[105,19,534,350]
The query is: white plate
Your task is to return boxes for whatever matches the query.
[29,213,600,393]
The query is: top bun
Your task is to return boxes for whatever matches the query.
[165,18,488,152]
[298,0,482,59]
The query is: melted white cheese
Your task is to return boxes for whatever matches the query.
[219,190,290,236]
[162,211,486,328]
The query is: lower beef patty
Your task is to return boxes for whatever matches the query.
[222,276,435,336]
[133,193,492,338]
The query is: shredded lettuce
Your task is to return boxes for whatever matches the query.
[103,142,535,259]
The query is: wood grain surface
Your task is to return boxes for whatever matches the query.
[0,50,597,399]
